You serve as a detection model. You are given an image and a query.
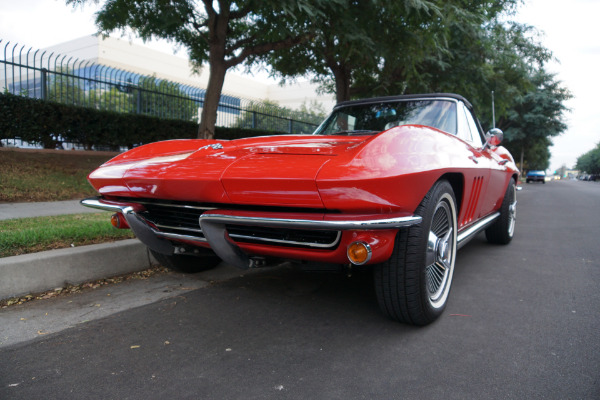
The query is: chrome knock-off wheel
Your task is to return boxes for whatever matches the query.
[374,180,457,325]
[425,200,455,308]
[507,187,517,237]
[486,178,517,245]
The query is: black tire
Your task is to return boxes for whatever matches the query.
[485,178,516,245]
[150,248,221,273]
[374,180,457,325]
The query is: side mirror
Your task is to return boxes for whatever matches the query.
[483,128,503,150]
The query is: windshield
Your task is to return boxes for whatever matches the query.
[314,99,457,136]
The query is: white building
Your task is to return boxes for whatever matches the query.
[41,35,336,112]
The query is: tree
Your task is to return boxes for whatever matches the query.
[134,76,199,121]
[576,143,600,175]
[497,69,571,171]
[374,5,570,171]
[47,68,87,106]
[234,99,324,134]
[67,0,325,139]
[266,0,441,103]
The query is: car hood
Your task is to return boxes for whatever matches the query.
[88,135,372,207]
[88,125,478,212]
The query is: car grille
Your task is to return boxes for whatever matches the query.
[135,200,341,249]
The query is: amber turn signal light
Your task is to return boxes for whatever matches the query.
[110,213,129,229]
[347,241,372,265]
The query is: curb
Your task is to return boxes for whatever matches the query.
[0,239,155,300]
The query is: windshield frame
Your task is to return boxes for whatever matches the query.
[313,96,461,136]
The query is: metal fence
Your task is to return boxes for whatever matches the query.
[0,40,322,144]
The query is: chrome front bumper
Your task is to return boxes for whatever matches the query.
[81,196,422,269]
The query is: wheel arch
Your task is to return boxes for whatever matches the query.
[512,173,519,185]
[438,172,464,217]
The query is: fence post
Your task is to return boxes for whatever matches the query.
[288,118,293,134]
[41,68,48,100]
[136,88,141,114]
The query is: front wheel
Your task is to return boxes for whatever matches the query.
[150,248,221,273]
[374,180,457,325]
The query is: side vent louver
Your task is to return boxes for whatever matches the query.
[464,176,484,224]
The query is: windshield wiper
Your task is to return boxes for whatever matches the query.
[330,130,379,136]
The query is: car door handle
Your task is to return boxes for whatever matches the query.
[498,159,509,166]
[468,156,479,164]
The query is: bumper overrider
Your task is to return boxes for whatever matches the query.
[81,196,422,270]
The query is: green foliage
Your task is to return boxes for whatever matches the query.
[64,0,571,164]
[67,0,327,138]
[46,70,199,120]
[498,70,572,170]
[234,99,324,134]
[0,93,283,149]
[266,0,570,170]
[47,70,88,107]
[135,76,199,121]
[266,0,441,102]
[576,143,600,174]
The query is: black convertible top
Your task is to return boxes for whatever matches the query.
[335,93,474,111]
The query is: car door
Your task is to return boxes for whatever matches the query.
[460,104,507,218]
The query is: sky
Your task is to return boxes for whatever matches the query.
[1,0,599,172]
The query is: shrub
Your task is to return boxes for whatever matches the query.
[0,93,285,149]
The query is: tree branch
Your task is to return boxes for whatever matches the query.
[226,33,260,54]
[224,33,314,69]
[201,0,216,19]
[188,9,209,45]
[230,4,254,20]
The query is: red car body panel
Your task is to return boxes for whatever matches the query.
[85,112,518,268]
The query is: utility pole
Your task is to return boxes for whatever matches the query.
[491,90,495,128]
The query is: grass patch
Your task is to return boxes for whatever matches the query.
[0,213,135,258]
[0,149,115,202]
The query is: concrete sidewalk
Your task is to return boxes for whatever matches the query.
[0,200,99,220]
[0,200,149,300]
[0,240,156,300]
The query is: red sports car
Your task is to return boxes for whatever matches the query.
[82,93,519,325]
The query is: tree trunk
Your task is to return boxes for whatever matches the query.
[197,8,229,140]
[197,60,227,139]
[520,144,525,172]
[333,66,351,103]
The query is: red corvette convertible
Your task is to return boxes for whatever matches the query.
[82,93,518,325]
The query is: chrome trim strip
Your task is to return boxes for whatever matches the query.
[155,231,208,243]
[83,196,423,270]
[456,212,500,249]
[228,231,342,249]
[199,214,422,230]
[82,197,345,249]
[82,197,175,255]
[199,212,422,270]
[154,223,204,234]
[81,197,215,213]
[155,223,340,249]
[80,197,135,213]
[134,200,216,211]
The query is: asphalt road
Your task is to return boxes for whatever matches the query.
[1,180,599,399]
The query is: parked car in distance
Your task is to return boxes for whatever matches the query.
[82,93,519,325]
[526,170,546,183]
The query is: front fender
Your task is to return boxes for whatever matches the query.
[316,126,474,213]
